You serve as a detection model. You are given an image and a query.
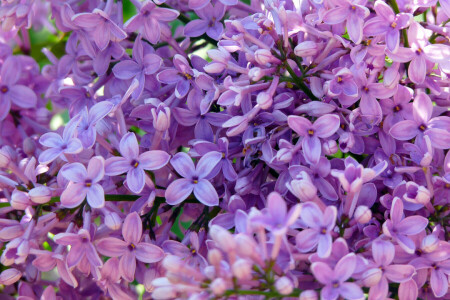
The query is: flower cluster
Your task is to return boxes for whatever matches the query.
[0,0,449,299]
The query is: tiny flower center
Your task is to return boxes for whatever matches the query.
[363,86,369,92]
[222,152,226,158]
[191,248,196,254]
[85,179,92,187]
[320,227,327,234]
[416,48,423,55]
[85,92,91,98]
[445,183,450,189]
[350,5,356,10]
[209,17,216,27]
[307,129,315,136]
[286,82,294,88]
[183,73,192,80]
[366,39,372,46]
[332,281,339,288]
[418,124,427,132]
[128,243,136,251]
[393,105,401,112]
[131,160,139,168]
[192,176,199,184]
[337,76,343,83]
[0,86,8,94]
[390,22,397,28]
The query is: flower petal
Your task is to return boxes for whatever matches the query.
[123,212,142,245]
[96,237,127,257]
[194,179,219,206]
[165,179,194,205]
[135,243,165,263]
[138,150,170,170]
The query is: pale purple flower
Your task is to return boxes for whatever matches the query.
[162,232,207,269]
[98,257,134,300]
[124,1,179,44]
[157,54,195,99]
[184,3,226,40]
[389,93,450,149]
[96,212,164,282]
[60,156,106,208]
[165,152,222,206]
[0,56,37,121]
[72,9,127,51]
[322,0,370,44]
[112,37,163,99]
[54,228,103,272]
[382,197,428,254]
[38,115,83,165]
[296,202,337,258]
[287,114,340,165]
[363,1,411,52]
[362,240,415,299]
[311,253,364,300]
[328,68,359,99]
[77,101,114,148]
[105,132,170,194]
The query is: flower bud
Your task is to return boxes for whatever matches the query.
[207,49,230,64]
[29,186,52,204]
[361,268,382,287]
[0,146,13,168]
[23,138,36,156]
[11,190,31,210]
[248,67,264,81]
[299,290,318,300]
[207,248,223,266]
[151,105,171,132]
[287,173,317,202]
[210,278,227,296]
[256,91,273,109]
[152,287,177,300]
[0,268,22,285]
[421,234,439,253]
[209,225,236,253]
[275,277,293,295]
[354,205,372,224]
[235,234,259,258]
[232,259,252,280]
[403,182,430,206]
[204,62,226,74]
[104,211,122,230]
[322,140,338,156]
[255,49,276,65]
[294,41,318,57]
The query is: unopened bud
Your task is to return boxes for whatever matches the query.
[11,190,31,210]
[235,234,258,258]
[232,259,252,280]
[0,146,13,168]
[354,205,372,224]
[207,248,223,266]
[0,268,22,285]
[255,49,276,65]
[209,225,236,253]
[287,175,317,202]
[151,105,171,132]
[299,290,318,300]
[294,41,318,57]
[421,234,439,253]
[256,91,273,109]
[322,140,338,156]
[104,212,122,230]
[275,277,293,295]
[23,138,36,156]
[248,67,264,81]
[29,186,52,204]
[210,278,227,296]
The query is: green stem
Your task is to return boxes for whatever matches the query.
[49,194,141,205]
[388,0,409,47]
[284,62,318,100]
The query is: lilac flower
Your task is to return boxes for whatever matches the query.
[98,257,134,300]
[389,93,450,149]
[157,55,195,98]
[184,3,226,40]
[112,38,163,99]
[105,132,170,194]
[54,228,102,273]
[328,68,359,100]
[96,212,164,282]
[0,56,37,120]
[124,1,179,44]
[296,202,337,258]
[363,1,411,52]
[287,114,340,165]
[165,152,222,206]
[38,115,83,164]
[311,253,364,300]
[77,101,114,148]
[72,9,127,51]
[322,0,370,44]
[382,197,428,254]
[362,240,415,299]
[60,156,106,208]
[162,232,207,269]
